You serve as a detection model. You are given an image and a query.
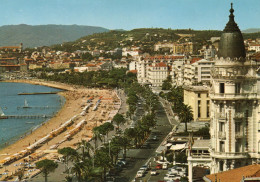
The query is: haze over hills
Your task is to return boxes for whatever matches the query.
[242,28,260,33]
[0,24,109,48]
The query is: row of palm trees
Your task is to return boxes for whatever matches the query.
[160,86,193,132]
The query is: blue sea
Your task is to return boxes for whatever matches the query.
[0,82,65,149]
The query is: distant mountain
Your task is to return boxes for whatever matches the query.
[0,24,109,48]
[242,28,260,33]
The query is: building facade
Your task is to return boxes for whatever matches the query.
[209,4,260,174]
[184,86,210,122]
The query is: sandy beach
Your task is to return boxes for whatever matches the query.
[0,79,121,181]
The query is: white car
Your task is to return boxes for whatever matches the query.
[136,170,144,178]
[164,174,180,181]
[150,169,157,175]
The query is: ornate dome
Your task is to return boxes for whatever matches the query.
[218,3,246,59]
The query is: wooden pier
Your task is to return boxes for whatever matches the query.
[18,92,60,95]
[0,115,52,119]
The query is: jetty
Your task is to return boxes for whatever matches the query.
[0,114,51,119]
[18,92,60,95]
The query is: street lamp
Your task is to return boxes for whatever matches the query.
[109,140,111,158]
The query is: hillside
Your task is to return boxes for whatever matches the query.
[0,24,109,48]
[242,28,260,33]
[51,28,223,52]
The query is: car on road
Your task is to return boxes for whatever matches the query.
[151,169,157,176]
[136,170,144,178]
[152,136,158,141]
[164,174,180,181]
[140,164,149,172]
[156,163,162,169]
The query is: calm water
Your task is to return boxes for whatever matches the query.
[0,82,65,149]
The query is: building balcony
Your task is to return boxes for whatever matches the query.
[234,112,244,119]
[211,151,248,159]
[211,93,258,100]
[217,112,226,119]
[218,131,226,139]
[235,132,244,139]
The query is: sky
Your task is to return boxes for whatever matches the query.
[0,0,259,31]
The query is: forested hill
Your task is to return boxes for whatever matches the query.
[0,24,109,48]
[52,28,259,53]
[51,28,223,52]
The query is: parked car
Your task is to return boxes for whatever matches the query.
[151,169,157,176]
[105,177,115,182]
[156,163,162,169]
[162,163,168,169]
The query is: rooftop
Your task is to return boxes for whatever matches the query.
[204,164,260,182]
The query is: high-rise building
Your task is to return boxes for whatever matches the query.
[209,3,260,174]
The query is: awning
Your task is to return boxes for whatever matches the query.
[156,145,167,153]
[165,143,172,147]
[170,143,187,151]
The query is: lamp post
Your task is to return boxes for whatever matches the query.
[108,140,111,158]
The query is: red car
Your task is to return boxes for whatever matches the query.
[155,163,162,169]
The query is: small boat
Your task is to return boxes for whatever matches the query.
[0,107,7,119]
[26,122,34,124]
[23,99,31,108]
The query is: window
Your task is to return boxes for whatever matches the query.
[219,122,225,132]
[198,106,201,118]
[235,122,241,133]
[207,106,210,117]
[235,83,241,94]
[219,161,224,172]
[220,103,224,113]
[220,83,225,93]
[198,93,201,98]
[220,141,225,153]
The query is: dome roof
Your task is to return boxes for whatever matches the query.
[218,3,246,59]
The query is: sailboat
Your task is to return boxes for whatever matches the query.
[23,99,31,108]
[0,107,7,119]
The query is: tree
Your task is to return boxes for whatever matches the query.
[112,113,126,129]
[162,76,172,90]
[179,104,193,132]
[101,122,114,142]
[95,148,112,181]
[58,147,78,177]
[36,159,58,182]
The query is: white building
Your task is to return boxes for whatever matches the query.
[248,43,260,52]
[132,55,185,87]
[147,62,169,87]
[183,58,214,86]
[209,3,260,175]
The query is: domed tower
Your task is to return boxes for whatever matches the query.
[218,3,246,59]
[209,3,259,174]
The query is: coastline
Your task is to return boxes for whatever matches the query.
[0,79,120,181]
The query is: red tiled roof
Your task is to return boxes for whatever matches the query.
[191,58,202,64]
[129,70,137,74]
[86,64,96,67]
[205,164,260,182]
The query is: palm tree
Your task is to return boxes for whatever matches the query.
[77,139,93,161]
[71,160,84,182]
[95,148,113,181]
[58,147,78,177]
[179,104,193,132]
[36,159,58,182]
